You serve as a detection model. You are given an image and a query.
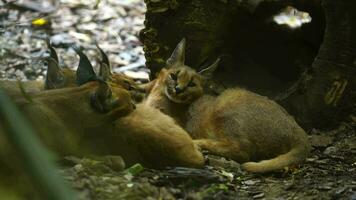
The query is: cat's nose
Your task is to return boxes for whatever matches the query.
[175,86,182,94]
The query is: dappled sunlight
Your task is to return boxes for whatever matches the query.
[273,6,312,29]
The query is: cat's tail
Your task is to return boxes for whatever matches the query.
[241,141,310,173]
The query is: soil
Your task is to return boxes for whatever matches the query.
[61,122,356,200]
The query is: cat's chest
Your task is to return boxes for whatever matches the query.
[185,98,219,139]
[144,95,187,126]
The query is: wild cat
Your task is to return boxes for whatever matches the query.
[144,38,310,173]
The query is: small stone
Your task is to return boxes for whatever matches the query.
[103,155,126,171]
[252,193,265,199]
[318,185,333,190]
[334,187,347,196]
[119,51,133,61]
[310,135,333,148]
[318,182,334,191]
[323,146,338,155]
[244,180,260,186]
[306,156,319,162]
[349,192,356,200]
[74,164,83,172]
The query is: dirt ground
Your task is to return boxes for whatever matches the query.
[60,122,356,200]
[1,0,355,199]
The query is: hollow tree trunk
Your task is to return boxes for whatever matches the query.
[140,0,356,129]
[279,0,356,129]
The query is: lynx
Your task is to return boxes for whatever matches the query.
[144,38,311,173]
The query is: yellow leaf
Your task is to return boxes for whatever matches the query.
[32,18,48,26]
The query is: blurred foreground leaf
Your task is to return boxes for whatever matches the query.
[0,88,77,200]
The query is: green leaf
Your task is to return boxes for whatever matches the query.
[124,163,144,176]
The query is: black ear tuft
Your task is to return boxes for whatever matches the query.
[44,57,65,90]
[99,62,112,81]
[96,43,113,80]
[72,45,97,85]
[166,38,186,67]
[46,38,59,64]
[96,43,111,70]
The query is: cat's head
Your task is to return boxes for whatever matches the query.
[160,38,220,104]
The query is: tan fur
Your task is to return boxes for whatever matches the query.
[144,39,310,173]
[0,79,45,97]
[0,67,76,98]
[108,73,146,103]
[113,104,204,168]
[144,68,203,126]
[0,69,144,102]
[0,80,203,169]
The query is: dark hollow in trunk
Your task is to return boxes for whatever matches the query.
[140,0,356,130]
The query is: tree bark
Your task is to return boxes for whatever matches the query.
[279,0,356,129]
[140,0,356,129]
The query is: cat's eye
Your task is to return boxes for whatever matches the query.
[170,73,177,80]
[188,81,196,87]
[124,80,132,90]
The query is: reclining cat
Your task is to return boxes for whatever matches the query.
[0,56,203,169]
[144,38,311,173]
[1,42,144,101]
[0,42,203,198]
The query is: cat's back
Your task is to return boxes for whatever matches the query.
[213,88,303,135]
[214,88,296,124]
[0,80,43,97]
[191,88,308,159]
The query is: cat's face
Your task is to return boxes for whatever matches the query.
[163,65,204,104]
[161,38,220,104]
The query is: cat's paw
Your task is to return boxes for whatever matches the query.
[193,140,205,150]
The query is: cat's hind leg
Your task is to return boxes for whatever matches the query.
[194,139,249,163]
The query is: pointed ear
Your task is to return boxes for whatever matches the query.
[46,38,59,63]
[198,58,220,79]
[99,62,112,81]
[90,81,119,113]
[96,43,112,81]
[96,43,111,69]
[73,46,97,85]
[166,38,186,67]
[44,57,65,90]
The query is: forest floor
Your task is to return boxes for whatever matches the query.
[0,0,355,199]
[62,122,356,200]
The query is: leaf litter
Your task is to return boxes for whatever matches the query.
[0,0,148,81]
